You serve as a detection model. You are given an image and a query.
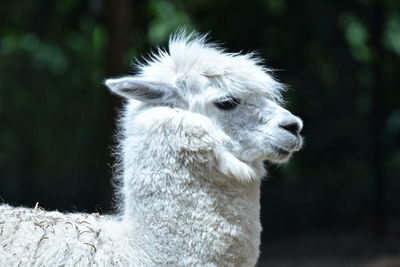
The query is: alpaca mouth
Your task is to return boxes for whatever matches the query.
[276,147,291,155]
[265,144,292,162]
[267,141,302,163]
[273,137,303,154]
[271,139,302,154]
[274,146,292,160]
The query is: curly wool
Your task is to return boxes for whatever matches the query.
[0,205,149,266]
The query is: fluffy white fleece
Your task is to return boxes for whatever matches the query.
[0,32,303,267]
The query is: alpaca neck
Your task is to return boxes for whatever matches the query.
[121,151,262,266]
[118,106,263,265]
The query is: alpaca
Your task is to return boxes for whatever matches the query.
[0,33,303,266]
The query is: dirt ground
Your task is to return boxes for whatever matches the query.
[257,226,400,267]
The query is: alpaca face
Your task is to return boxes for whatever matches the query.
[189,84,303,164]
[209,100,301,164]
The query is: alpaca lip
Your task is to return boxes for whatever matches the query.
[280,137,303,153]
[271,138,302,155]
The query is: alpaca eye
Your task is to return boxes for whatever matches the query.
[214,97,241,110]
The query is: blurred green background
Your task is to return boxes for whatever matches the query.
[1,0,399,265]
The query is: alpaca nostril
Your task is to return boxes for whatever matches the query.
[280,122,301,135]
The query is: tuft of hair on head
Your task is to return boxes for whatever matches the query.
[105,30,286,106]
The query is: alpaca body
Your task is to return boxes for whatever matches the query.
[0,205,148,266]
[0,107,262,266]
[0,177,260,266]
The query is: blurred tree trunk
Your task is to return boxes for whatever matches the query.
[101,0,133,211]
[371,0,385,239]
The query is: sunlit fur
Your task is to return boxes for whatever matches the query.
[0,32,303,266]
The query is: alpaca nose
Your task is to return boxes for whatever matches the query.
[279,118,302,136]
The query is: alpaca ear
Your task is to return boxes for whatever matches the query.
[105,77,176,103]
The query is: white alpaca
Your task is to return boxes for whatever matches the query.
[0,33,303,266]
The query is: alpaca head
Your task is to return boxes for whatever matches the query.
[106,34,303,181]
